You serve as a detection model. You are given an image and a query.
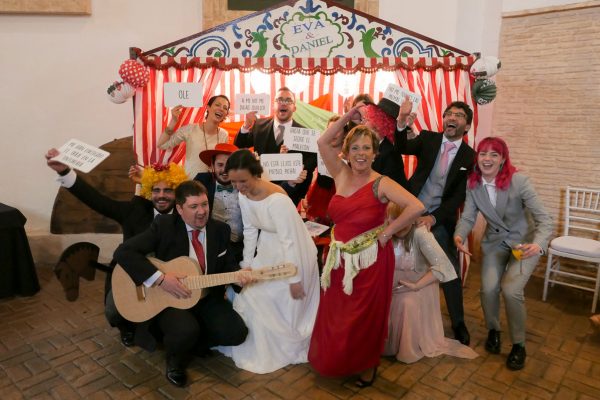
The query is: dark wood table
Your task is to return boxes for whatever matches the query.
[0,203,40,297]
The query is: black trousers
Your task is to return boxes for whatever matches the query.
[105,289,248,362]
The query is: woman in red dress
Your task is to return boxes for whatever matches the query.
[308,105,423,387]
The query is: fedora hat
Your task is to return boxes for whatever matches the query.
[374,97,400,120]
[199,142,239,166]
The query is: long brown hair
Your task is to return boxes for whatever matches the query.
[386,202,416,252]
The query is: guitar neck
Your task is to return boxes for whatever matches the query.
[184,271,240,290]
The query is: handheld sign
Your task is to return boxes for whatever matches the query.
[285,127,319,153]
[52,139,110,173]
[259,153,303,181]
[164,82,204,108]
[234,94,271,115]
[305,220,330,237]
[383,84,421,112]
[317,152,332,178]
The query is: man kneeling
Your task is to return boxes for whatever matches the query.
[113,181,248,387]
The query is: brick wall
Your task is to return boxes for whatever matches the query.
[494,4,600,237]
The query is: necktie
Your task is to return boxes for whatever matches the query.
[216,185,234,192]
[275,125,285,146]
[191,230,206,273]
[439,141,455,176]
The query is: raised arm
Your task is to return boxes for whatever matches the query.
[157,105,183,148]
[316,106,361,178]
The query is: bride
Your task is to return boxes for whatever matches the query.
[218,149,320,374]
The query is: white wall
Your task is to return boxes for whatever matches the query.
[502,0,585,12]
[0,0,202,232]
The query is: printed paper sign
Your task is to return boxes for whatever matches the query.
[234,93,271,115]
[52,139,110,173]
[383,84,421,112]
[305,221,330,237]
[163,82,204,107]
[285,127,319,153]
[317,152,332,178]
[259,153,303,181]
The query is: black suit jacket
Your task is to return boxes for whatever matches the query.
[372,137,408,188]
[67,174,155,241]
[395,129,475,233]
[194,172,217,212]
[113,214,237,299]
[234,117,317,205]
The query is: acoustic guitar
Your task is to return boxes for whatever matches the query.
[112,256,297,322]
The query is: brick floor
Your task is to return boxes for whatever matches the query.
[1,263,599,399]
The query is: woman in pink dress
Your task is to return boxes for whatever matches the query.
[383,203,478,363]
[308,105,424,387]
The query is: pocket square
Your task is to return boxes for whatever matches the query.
[459,167,467,171]
[217,250,227,257]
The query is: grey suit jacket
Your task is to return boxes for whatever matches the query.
[454,173,553,254]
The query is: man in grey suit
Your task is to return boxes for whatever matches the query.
[395,101,476,345]
[454,137,553,370]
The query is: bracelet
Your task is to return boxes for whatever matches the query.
[157,275,165,286]
[58,167,71,176]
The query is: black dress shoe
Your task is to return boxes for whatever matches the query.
[120,329,135,347]
[166,357,187,387]
[506,344,526,370]
[452,322,471,345]
[485,329,501,354]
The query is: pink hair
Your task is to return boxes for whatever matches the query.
[363,104,396,144]
[468,137,517,191]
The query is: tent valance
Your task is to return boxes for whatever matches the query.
[134,51,477,74]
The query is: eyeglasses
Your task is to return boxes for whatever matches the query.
[275,97,295,105]
[443,111,467,119]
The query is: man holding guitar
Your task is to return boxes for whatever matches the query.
[114,180,249,387]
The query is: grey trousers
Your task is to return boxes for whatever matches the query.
[480,243,540,344]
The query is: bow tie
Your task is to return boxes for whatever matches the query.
[216,185,234,193]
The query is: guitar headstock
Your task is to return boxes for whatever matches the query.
[252,263,298,280]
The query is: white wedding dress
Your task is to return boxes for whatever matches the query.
[219,192,319,374]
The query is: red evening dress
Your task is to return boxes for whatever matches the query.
[308,178,394,376]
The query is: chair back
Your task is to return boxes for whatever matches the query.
[565,187,600,239]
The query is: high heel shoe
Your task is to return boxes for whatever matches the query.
[355,367,377,388]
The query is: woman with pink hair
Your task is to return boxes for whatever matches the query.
[454,137,553,371]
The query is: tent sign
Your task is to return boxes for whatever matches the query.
[285,127,319,153]
[280,12,343,57]
[383,84,422,112]
[234,93,271,115]
[164,82,204,108]
[259,153,303,181]
[52,139,110,173]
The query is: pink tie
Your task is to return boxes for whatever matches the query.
[439,141,455,176]
[191,230,206,273]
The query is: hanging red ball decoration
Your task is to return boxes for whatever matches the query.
[118,60,149,88]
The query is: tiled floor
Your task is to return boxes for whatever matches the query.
[1,262,599,399]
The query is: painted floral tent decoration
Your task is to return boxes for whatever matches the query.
[130,0,478,171]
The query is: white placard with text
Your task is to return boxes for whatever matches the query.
[383,84,421,112]
[259,153,303,181]
[52,139,110,173]
[234,93,271,115]
[285,127,320,153]
[317,152,332,178]
[164,82,204,108]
